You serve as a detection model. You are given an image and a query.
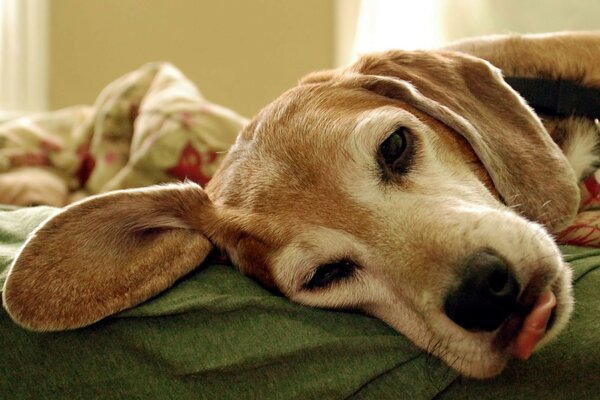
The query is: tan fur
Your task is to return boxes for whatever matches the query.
[445,31,600,86]
[3,32,599,378]
[0,168,69,207]
[3,183,216,330]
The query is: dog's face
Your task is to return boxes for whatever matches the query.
[205,72,573,378]
[3,50,580,378]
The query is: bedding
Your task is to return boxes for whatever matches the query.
[0,63,246,206]
[1,206,598,399]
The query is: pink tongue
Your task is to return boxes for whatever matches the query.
[509,289,557,360]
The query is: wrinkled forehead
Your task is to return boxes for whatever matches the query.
[208,83,396,236]
[207,81,438,247]
[245,83,387,152]
[241,83,412,183]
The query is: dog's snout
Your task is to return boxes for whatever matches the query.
[444,250,520,332]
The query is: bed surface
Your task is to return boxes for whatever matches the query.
[1,206,599,399]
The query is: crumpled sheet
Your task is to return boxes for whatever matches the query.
[0,62,247,205]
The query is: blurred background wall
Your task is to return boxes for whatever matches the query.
[49,0,336,117]
[351,0,600,60]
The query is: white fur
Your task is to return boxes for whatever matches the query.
[272,227,396,309]
[561,117,600,180]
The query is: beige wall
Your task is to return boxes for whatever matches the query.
[442,0,600,42]
[334,0,361,67]
[49,0,335,117]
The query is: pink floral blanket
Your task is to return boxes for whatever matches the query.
[0,62,247,205]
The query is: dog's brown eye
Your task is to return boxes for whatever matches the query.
[304,260,356,290]
[378,127,413,177]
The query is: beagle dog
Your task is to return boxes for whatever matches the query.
[3,32,599,379]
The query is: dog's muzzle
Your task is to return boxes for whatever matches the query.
[444,249,558,359]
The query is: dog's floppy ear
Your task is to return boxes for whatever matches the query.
[2,182,221,331]
[349,50,579,232]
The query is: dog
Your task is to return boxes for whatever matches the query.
[3,31,599,379]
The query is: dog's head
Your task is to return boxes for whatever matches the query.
[3,50,579,378]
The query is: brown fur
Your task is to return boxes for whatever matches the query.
[3,183,215,330]
[445,31,600,86]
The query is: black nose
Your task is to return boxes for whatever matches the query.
[444,250,520,332]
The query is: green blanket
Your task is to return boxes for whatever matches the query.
[1,207,598,399]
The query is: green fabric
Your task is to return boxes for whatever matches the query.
[0,207,598,399]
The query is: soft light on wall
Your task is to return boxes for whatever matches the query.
[347,0,600,67]
[352,0,443,62]
[0,0,47,113]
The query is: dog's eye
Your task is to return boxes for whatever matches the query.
[377,127,413,177]
[304,260,356,290]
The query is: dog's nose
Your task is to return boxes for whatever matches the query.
[444,250,519,332]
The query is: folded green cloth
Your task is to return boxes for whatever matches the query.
[1,207,598,399]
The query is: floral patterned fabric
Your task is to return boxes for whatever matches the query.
[0,62,247,202]
[557,170,600,246]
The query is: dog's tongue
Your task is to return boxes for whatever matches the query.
[509,289,557,360]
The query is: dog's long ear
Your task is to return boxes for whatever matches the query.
[348,50,579,232]
[2,183,222,331]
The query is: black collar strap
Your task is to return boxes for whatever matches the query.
[504,77,600,120]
